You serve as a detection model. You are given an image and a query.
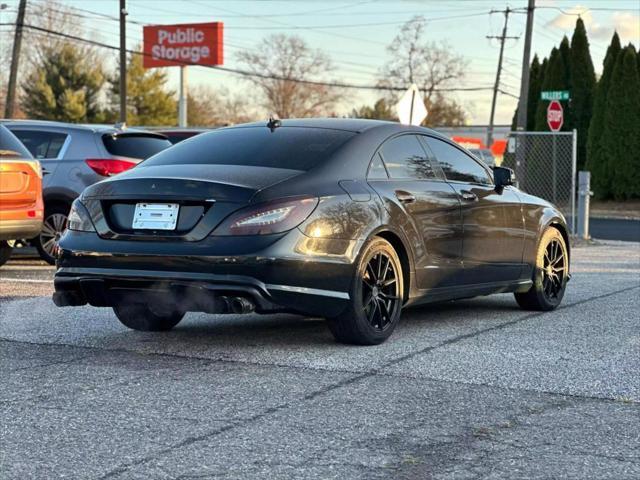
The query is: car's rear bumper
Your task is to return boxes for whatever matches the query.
[0,218,43,241]
[54,230,358,317]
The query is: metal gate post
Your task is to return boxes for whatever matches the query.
[571,129,577,234]
[577,171,592,239]
[552,134,557,203]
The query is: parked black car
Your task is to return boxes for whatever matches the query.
[53,119,570,345]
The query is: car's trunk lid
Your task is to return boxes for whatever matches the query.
[82,164,302,241]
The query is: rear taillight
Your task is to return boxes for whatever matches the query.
[212,197,319,236]
[85,158,136,177]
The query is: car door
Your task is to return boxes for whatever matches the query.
[423,136,524,285]
[7,129,70,189]
[367,134,463,289]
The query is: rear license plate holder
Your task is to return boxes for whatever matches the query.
[132,203,179,230]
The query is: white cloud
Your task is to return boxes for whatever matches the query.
[612,12,640,44]
[546,5,640,44]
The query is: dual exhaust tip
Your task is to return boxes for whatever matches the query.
[220,296,255,314]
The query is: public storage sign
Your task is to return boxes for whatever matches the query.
[143,22,223,68]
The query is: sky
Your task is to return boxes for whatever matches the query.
[1,0,639,125]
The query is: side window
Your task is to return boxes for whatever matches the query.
[367,153,388,179]
[424,137,491,185]
[380,135,436,180]
[8,130,68,159]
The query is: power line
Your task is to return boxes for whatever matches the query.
[1,22,497,94]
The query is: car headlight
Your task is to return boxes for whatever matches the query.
[212,196,318,236]
[67,199,96,232]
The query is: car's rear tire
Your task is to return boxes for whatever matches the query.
[0,241,13,267]
[35,205,70,265]
[327,237,404,345]
[515,227,568,311]
[113,303,185,331]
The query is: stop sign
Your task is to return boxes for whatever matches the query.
[547,100,564,131]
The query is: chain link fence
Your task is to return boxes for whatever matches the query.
[502,131,577,233]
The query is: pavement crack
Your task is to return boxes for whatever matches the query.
[7,354,89,373]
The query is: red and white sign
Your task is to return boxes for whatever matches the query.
[143,22,223,68]
[546,100,564,132]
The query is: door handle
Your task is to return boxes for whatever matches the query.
[42,169,51,176]
[395,190,416,204]
[460,190,477,201]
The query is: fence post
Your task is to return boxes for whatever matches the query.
[577,171,591,239]
[571,129,577,234]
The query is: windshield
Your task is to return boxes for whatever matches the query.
[140,126,356,171]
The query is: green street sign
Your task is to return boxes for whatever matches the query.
[541,90,570,101]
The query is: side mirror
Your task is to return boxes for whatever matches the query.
[493,166,514,193]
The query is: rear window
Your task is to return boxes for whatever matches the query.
[140,127,356,171]
[0,125,33,159]
[102,134,172,159]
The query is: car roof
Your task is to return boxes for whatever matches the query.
[225,117,451,140]
[0,119,162,136]
[228,117,399,133]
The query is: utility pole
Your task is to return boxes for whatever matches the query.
[486,8,519,147]
[515,0,535,185]
[119,0,127,124]
[178,66,188,127]
[5,0,27,118]
[516,0,535,131]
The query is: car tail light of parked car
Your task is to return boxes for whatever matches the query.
[85,158,138,177]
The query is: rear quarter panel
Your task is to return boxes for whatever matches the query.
[47,129,104,202]
[518,190,570,278]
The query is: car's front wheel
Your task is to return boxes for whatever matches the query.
[515,227,568,311]
[327,237,404,345]
[113,303,185,331]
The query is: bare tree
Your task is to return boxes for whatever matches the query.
[237,34,343,118]
[1,1,104,118]
[379,16,468,126]
[188,85,257,126]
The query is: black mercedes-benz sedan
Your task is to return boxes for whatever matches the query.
[53,118,570,345]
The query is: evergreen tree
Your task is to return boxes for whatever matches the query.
[527,55,544,131]
[586,32,621,198]
[534,40,571,131]
[568,18,596,170]
[602,45,640,200]
[509,55,544,132]
[109,49,176,126]
[21,43,106,122]
[351,98,396,120]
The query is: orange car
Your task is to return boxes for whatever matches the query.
[0,124,44,266]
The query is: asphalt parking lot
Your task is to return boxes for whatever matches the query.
[1,241,639,479]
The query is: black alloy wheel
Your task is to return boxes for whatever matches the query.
[515,227,568,311]
[328,237,404,345]
[362,252,401,332]
[541,238,566,301]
